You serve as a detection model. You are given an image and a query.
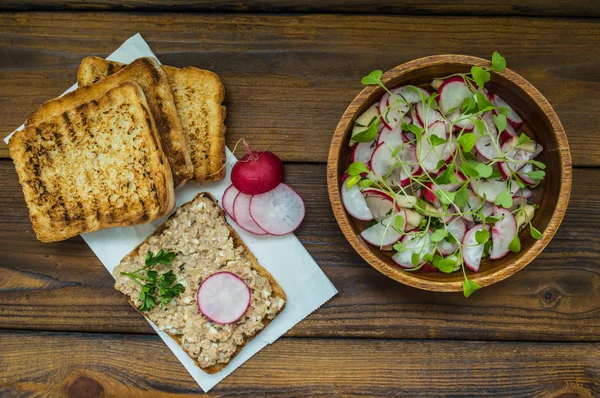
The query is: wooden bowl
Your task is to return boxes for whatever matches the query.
[327,54,572,292]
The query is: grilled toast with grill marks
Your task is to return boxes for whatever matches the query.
[28,57,193,187]
[78,57,226,183]
[9,81,175,242]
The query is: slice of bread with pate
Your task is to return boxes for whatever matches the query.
[113,192,286,373]
[78,56,227,183]
[8,81,175,242]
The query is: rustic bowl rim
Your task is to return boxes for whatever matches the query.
[327,54,572,292]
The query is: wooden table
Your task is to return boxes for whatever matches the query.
[1,2,600,396]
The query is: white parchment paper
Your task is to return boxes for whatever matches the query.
[4,33,338,392]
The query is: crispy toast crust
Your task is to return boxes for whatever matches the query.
[78,57,227,183]
[35,57,193,187]
[8,81,175,242]
[117,192,286,374]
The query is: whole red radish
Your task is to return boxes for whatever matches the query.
[231,141,284,195]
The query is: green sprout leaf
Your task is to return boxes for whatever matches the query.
[471,66,491,89]
[491,52,506,72]
[361,70,383,85]
[493,114,507,134]
[348,162,369,176]
[463,277,482,298]
[516,133,533,147]
[394,215,405,232]
[475,91,494,112]
[435,189,456,205]
[454,187,469,208]
[353,118,379,142]
[527,170,546,181]
[393,241,404,252]
[428,134,447,147]
[494,189,513,209]
[435,258,457,273]
[508,235,521,252]
[530,225,543,240]
[475,163,493,178]
[529,160,546,170]
[406,124,424,141]
[461,159,480,178]
[457,133,476,152]
[434,166,454,185]
[461,95,477,114]
[345,175,361,189]
[473,119,486,136]
[430,228,447,243]
[475,229,490,244]
[411,252,421,267]
[496,106,510,116]
[359,179,375,188]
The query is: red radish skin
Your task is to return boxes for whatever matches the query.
[360,212,406,247]
[342,180,374,221]
[231,142,284,195]
[250,183,306,236]
[363,189,401,221]
[492,94,523,128]
[197,272,251,325]
[392,230,433,268]
[233,193,268,236]
[222,185,239,221]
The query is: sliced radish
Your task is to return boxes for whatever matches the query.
[498,136,544,177]
[352,141,377,165]
[489,207,517,260]
[341,181,373,221]
[417,121,453,172]
[370,142,420,187]
[448,109,474,132]
[378,92,391,129]
[438,217,467,256]
[197,271,251,324]
[492,94,523,128]
[377,125,405,148]
[499,123,517,143]
[516,163,538,186]
[438,76,472,114]
[222,185,239,221]
[250,183,306,236]
[360,212,406,247]
[351,103,379,144]
[462,224,488,272]
[410,106,421,127]
[382,95,409,129]
[234,193,268,235]
[391,86,430,106]
[461,189,494,222]
[423,171,466,203]
[392,230,434,268]
[475,112,500,160]
[470,178,519,203]
[415,102,443,127]
[363,189,400,222]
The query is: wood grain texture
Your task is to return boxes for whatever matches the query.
[2,160,599,341]
[1,331,599,397]
[1,0,599,18]
[1,13,599,165]
[328,54,571,292]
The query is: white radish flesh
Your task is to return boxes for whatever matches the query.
[360,212,406,247]
[197,272,251,324]
[438,76,472,114]
[475,112,500,160]
[392,231,434,268]
[492,94,523,128]
[250,183,306,235]
[462,224,487,272]
[417,121,451,172]
[377,125,405,148]
[234,193,268,235]
[448,109,474,131]
[370,142,419,187]
[438,217,467,256]
[341,180,373,221]
[382,96,409,129]
[363,189,399,222]
[222,185,239,221]
[415,102,443,127]
[470,178,519,203]
[490,207,517,260]
[391,86,430,105]
[352,141,377,165]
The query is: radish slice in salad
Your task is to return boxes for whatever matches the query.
[499,123,517,143]
[370,142,419,187]
[381,94,409,129]
[250,183,306,236]
[438,217,467,256]
[351,141,376,165]
[197,271,251,324]
[462,224,488,272]
[222,185,239,221]
[448,109,474,132]
[490,207,517,260]
[377,125,405,148]
[417,121,454,172]
[351,103,379,144]
[391,86,430,105]
[363,189,400,222]
[492,94,523,128]
[234,193,268,235]
[415,102,443,127]
[498,136,544,178]
[474,112,500,160]
[392,230,434,268]
[470,178,519,203]
[342,182,374,221]
[438,76,471,114]
[360,212,406,247]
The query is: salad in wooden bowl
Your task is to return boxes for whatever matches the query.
[327,54,571,296]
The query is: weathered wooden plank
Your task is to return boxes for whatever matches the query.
[1,160,599,341]
[1,331,598,397]
[0,0,599,18]
[1,13,599,165]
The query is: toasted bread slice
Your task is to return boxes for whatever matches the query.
[78,57,227,183]
[113,192,286,374]
[30,57,193,187]
[9,81,175,242]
